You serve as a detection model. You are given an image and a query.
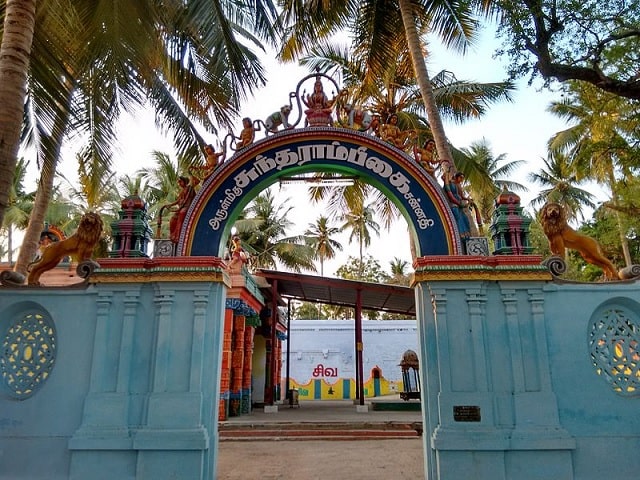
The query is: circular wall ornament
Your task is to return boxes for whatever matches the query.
[588,305,640,396]
[1,311,56,400]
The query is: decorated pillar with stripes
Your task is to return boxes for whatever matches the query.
[218,309,234,421]
[229,315,245,416]
[242,325,255,414]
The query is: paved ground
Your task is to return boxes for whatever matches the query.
[217,438,425,479]
[217,398,425,479]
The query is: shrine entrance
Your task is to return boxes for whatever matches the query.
[173,126,461,475]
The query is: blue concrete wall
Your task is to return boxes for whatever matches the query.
[0,276,226,480]
[416,278,640,480]
[2,270,639,479]
[0,290,97,480]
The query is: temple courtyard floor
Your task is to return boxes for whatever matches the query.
[217,398,424,479]
[217,438,424,479]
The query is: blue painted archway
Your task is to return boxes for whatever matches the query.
[178,127,461,257]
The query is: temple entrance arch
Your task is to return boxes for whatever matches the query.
[179,128,462,257]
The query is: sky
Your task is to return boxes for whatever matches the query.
[25,23,587,277]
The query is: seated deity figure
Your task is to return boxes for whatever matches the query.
[341,104,372,131]
[303,77,337,127]
[380,114,412,150]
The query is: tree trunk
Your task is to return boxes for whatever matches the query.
[614,208,632,267]
[14,110,73,276]
[14,154,58,276]
[0,0,37,227]
[606,169,632,267]
[397,0,456,178]
[7,226,13,264]
[15,72,74,276]
[409,229,417,260]
[358,235,363,279]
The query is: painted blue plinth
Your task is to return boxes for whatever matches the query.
[415,279,640,480]
[2,274,640,479]
[0,279,226,480]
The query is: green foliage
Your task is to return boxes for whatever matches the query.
[335,254,390,283]
[333,254,388,319]
[234,189,317,272]
[528,219,552,258]
[304,215,343,275]
[547,81,640,180]
[388,257,411,286]
[293,302,324,320]
[301,44,514,132]
[3,158,34,231]
[459,138,527,225]
[528,153,596,221]
[292,301,353,320]
[494,0,640,99]
[339,203,381,278]
[583,206,640,266]
[544,80,640,267]
[381,311,414,320]
[322,304,356,320]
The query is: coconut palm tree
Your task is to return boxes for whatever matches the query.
[63,153,120,216]
[13,0,280,274]
[0,0,37,228]
[117,173,157,214]
[301,38,514,185]
[304,215,343,276]
[278,0,486,175]
[295,8,513,259]
[44,189,82,232]
[234,189,317,272]
[118,173,151,199]
[388,257,410,286]
[459,138,527,224]
[301,38,514,142]
[528,152,596,222]
[15,102,74,275]
[7,4,94,274]
[339,202,380,279]
[57,151,122,242]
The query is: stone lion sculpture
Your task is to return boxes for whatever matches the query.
[27,212,104,285]
[540,202,620,281]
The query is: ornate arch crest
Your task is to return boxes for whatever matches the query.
[179,128,460,258]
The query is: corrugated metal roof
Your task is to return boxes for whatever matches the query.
[255,269,415,316]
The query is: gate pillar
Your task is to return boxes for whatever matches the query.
[68,257,229,480]
[414,256,575,480]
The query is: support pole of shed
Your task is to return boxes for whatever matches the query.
[266,279,278,405]
[285,298,291,402]
[355,288,364,406]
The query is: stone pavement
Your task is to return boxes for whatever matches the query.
[219,397,423,440]
[217,397,426,479]
[220,397,422,426]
